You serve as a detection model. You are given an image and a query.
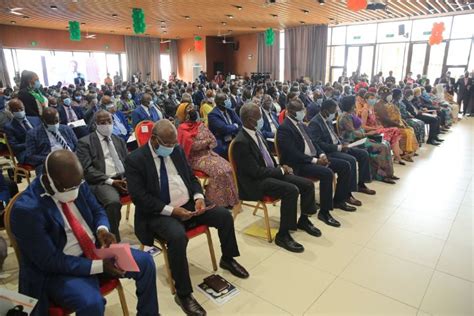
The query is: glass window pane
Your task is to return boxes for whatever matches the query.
[325,47,330,83]
[447,39,471,65]
[469,42,474,72]
[106,54,120,80]
[427,42,446,83]
[331,68,343,84]
[3,49,16,87]
[451,14,474,39]
[410,44,427,77]
[120,53,127,81]
[360,46,374,79]
[332,26,346,45]
[91,52,107,85]
[346,24,376,44]
[346,47,359,76]
[327,27,332,46]
[412,16,452,41]
[69,52,90,85]
[330,46,345,66]
[16,49,49,85]
[377,21,412,43]
[446,67,466,81]
[375,43,408,82]
[160,54,171,81]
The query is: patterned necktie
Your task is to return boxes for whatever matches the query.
[159,156,171,204]
[22,119,32,130]
[296,122,317,156]
[104,137,125,175]
[256,132,275,168]
[50,130,71,150]
[60,202,99,260]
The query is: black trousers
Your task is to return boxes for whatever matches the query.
[258,174,318,232]
[296,158,351,213]
[329,148,371,191]
[416,113,440,141]
[90,184,122,242]
[148,201,239,296]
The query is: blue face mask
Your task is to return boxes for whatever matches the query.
[13,110,26,120]
[33,80,41,90]
[256,117,264,131]
[63,98,72,106]
[295,110,305,122]
[367,98,377,106]
[127,93,132,99]
[47,123,59,133]
[74,96,82,101]
[224,99,232,109]
[155,145,175,157]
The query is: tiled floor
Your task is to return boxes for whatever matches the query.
[1,118,472,315]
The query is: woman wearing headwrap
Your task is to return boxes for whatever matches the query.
[199,89,216,126]
[374,86,418,162]
[356,91,404,165]
[338,96,398,184]
[177,106,239,208]
[175,92,193,125]
[393,88,425,146]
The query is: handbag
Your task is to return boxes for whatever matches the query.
[6,305,28,316]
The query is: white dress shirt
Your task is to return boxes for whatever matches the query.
[45,128,69,152]
[287,117,321,163]
[148,142,204,216]
[96,131,118,185]
[319,114,343,151]
[263,109,277,134]
[141,104,151,116]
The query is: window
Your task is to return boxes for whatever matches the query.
[16,50,50,85]
[106,54,121,78]
[411,17,453,41]
[469,42,474,72]
[375,43,408,82]
[451,14,474,39]
[427,42,446,83]
[279,30,285,81]
[3,49,16,87]
[120,53,127,81]
[346,47,360,75]
[360,46,374,78]
[410,43,427,76]
[446,39,472,65]
[377,21,412,43]
[330,46,345,66]
[332,26,346,45]
[346,24,377,44]
[160,54,171,81]
[327,27,332,46]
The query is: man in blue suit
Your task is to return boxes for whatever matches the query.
[25,107,78,173]
[103,102,132,142]
[10,150,159,316]
[58,94,89,139]
[208,92,242,159]
[4,98,41,164]
[260,95,280,140]
[131,93,161,128]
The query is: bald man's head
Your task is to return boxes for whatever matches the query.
[150,119,177,150]
[240,103,261,130]
[7,98,24,113]
[42,150,83,196]
[42,107,59,125]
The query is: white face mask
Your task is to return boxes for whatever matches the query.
[44,156,81,203]
[385,95,393,103]
[96,124,113,137]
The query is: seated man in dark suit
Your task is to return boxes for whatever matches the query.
[4,98,41,164]
[131,93,161,128]
[125,119,248,316]
[10,150,159,316]
[308,98,376,199]
[208,92,242,159]
[260,95,280,140]
[58,93,88,139]
[233,103,320,253]
[230,85,243,111]
[277,99,356,228]
[77,110,128,242]
[25,107,77,173]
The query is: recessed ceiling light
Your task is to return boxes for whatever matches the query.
[302,9,309,14]
[228,29,233,32]
[319,0,325,5]
[251,26,256,29]
[22,16,29,19]
[145,33,150,36]
[227,15,234,19]
[221,21,227,26]
[197,25,202,29]
[161,25,166,29]
[126,27,131,29]
[10,21,16,24]
[110,30,114,33]
[112,13,118,17]
[328,17,335,21]
[65,26,69,29]
[271,14,278,18]
[80,22,85,25]
[163,30,167,33]
[300,21,306,24]
[234,5,242,10]
[50,5,58,9]
[184,16,190,19]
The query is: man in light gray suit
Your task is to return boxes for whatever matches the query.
[76,110,128,241]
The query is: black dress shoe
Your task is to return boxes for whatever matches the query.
[427,139,440,146]
[334,202,357,212]
[381,177,396,184]
[434,137,444,142]
[346,196,362,206]
[275,232,304,253]
[390,175,400,180]
[318,212,341,227]
[358,186,376,195]
[175,295,206,316]
[297,217,322,237]
[219,258,249,279]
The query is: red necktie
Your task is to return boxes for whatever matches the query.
[60,202,99,260]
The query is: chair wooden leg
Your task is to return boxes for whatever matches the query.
[160,243,176,294]
[205,228,218,271]
[262,204,272,243]
[13,168,18,184]
[125,204,131,221]
[232,202,242,221]
[116,281,130,316]
[252,201,261,215]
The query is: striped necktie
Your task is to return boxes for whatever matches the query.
[50,130,71,150]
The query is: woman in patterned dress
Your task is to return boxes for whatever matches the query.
[177,106,239,208]
[393,89,425,146]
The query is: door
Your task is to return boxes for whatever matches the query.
[408,43,428,77]
[344,45,375,79]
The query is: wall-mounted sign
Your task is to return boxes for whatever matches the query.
[423,31,432,35]
[353,36,361,40]
[386,34,394,38]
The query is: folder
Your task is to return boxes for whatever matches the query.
[93,243,140,272]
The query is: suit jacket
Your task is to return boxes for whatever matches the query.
[455,77,472,99]
[208,107,242,157]
[4,116,41,163]
[131,105,160,128]
[307,114,342,154]
[260,108,279,139]
[193,90,205,107]
[124,144,203,245]
[25,125,78,167]
[57,104,85,125]
[10,179,109,315]
[232,129,283,201]
[299,93,313,108]
[277,118,324,172]
[279,92,287,109]
[112,111,132,141]
[76,132,128,185]
[230,94,243,111]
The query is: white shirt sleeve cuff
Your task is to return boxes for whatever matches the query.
[280,167,285,175]
[311,158,318,164]
[97,226,108,233]
[319,154,326,158]
[105,178,114,185]
[90,260,104,275]
[337,145,342,151]
[161,205,174,216]
[193,193,205,201]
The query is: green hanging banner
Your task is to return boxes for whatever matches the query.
[69,21,81,41]
[265,28,274,46]
[132,8,146,34]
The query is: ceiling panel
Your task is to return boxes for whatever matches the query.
[1,0,473,39]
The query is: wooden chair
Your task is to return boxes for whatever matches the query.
[193,170,209,191]
[134,120,155,147]
[140,225,217,294]
[0,132,34,184]
[120,194,133,221]
[4,193,130,316]
[228,139,280,243]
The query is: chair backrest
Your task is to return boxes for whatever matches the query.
[274,130,281,162]
[4,193,23,264]
[227,139,240,191]
[0,132,17,167]
[134,120,155,147]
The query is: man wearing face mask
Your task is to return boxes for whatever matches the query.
[25,107,77,173]
[10,150,159,316]
[77,110,128,241]
[125,120,248,316]
[58,92,88,138]
[71,90,85,108]
[277,99,354,228]
[233,103,320,253]
[4,98,42,164]
[260,94,280,148]
[103,102,132,142]
[208,92,242,159]
[131,93,161,128]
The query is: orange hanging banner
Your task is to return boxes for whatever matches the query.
[429,22,445,46]
[347,0,367,11]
